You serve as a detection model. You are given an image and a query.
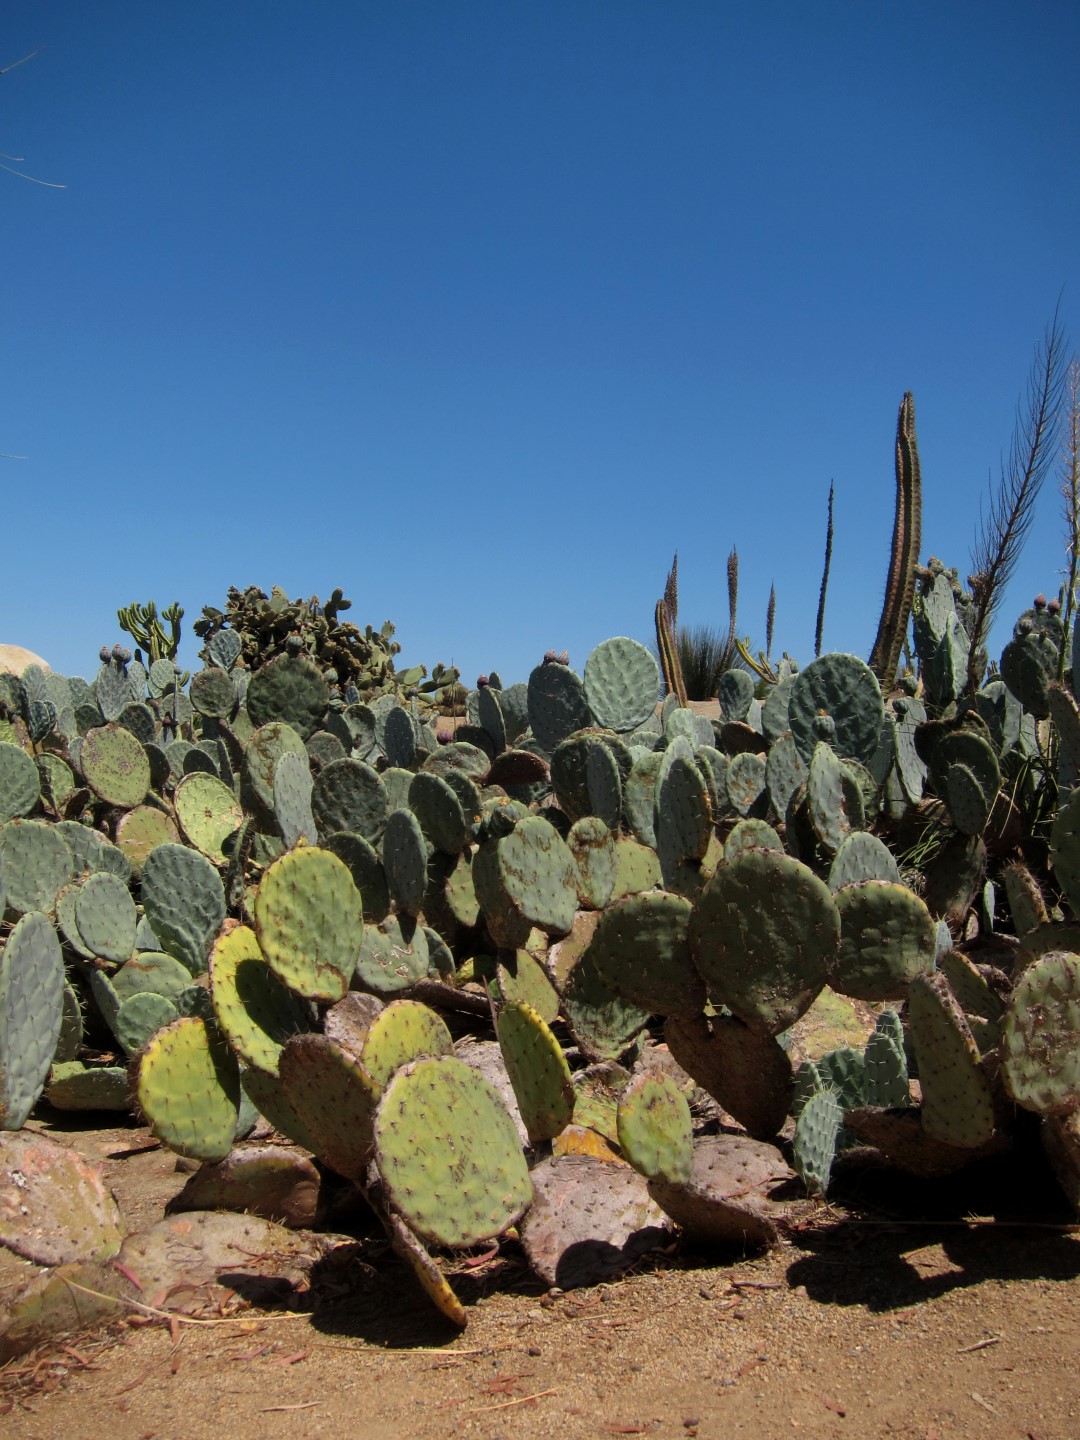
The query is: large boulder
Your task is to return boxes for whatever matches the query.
[0,645,50,676]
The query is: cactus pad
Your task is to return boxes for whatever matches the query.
[616,1068,693,1184]
[374,1055,532,1248]
[689,848,839,1034]
[136,1016,241,1162]
[254,846,362,1001]
[496,1001,575,1144]
[907,972,996,1148]
[1001,951,1080,1116]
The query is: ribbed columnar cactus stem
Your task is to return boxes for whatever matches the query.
[725,547,739,661]
[869,393,922,686]
[655,598,688,707]
[815,481,834,659]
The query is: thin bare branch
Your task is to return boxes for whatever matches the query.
[0,157,65,187]
[0,47,44,76]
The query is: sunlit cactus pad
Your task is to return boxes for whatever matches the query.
[374,1055,532,1248]
[1001,951,1080,1116]
[136,1016,241,1162]
[254,845,362,1001]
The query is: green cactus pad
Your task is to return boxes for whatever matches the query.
[486,815,578,938]
[189,665,236,718]
[830,881,936,1001]
[616,1068,693,1184]
[209,923,313,1074]
[496,1001,575,1145]
[610,835,662,899]
[385,1210,467,1328]
[382,808,429,917]
[1001,952,1080,1116]
[136,1016,241,1162]
[277,1033,380,1178]
[112,950,195,1003]
[424,846,480,933]
[113,991,179,1058]
[408,771,470,855]
[254,846,363,1002]
[271,751,317,849]
[590,890,703,1017]
[79,723,151,809]
[792,1089,844,1194]
[527,662,593,753]
[245,653,328,740]
[688,848,839,1034]
[623,750,662,847]
[723,818,783,861]
[53,978,84,1062]
[806,741,852,853]
[421,740,492,782]
[764,730,809,818]
[586,742,623,830]
[1050,787,1080,918]
[0,741,41,823]
[0,911,65,1129]
[494,949,561,1023]
[141,843,226,976]
[827,831,900,890]
[34,752,74,812]
[717,667,754,722]
[0,819,75,915]
[374,1055,533,1247]
[788,653,885,765]
[550,731,605,824]
[241,721,309,819]
[863,1018,910,1109]
[1002,862,1047,938]
[563,940,651,1062]
[725,751,766,815]
[74,871,137,963]
[567,815,618,909]
[657,754,713,863]
[583,638,660,733]
[114,805,180,875]
[46,1060,130,1111]
[353,913,430,995]
[324,830,392,924]
[311,757,388,845]
[360,999,453,1088]
[907,971,996,1148]
[475,683,506,753]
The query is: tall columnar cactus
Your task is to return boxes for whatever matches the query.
[868,393,922,687]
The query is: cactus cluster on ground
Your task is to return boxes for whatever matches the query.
[3,450,1080,1329]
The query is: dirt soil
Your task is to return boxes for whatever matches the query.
[2,1112,1079,1440]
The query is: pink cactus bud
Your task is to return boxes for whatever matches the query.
[1034,594,1047,610]
[476,675,490,689]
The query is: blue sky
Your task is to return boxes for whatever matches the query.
[3,2,1079,690]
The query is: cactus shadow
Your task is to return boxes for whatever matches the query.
[784,1144,1080,1312]
[297,1239,529,1347]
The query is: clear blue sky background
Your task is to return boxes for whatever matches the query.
[4,2,1079,689]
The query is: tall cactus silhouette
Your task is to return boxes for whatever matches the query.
[868,393,922,686]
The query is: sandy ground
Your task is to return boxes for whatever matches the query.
[2,1114,1079,1440]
